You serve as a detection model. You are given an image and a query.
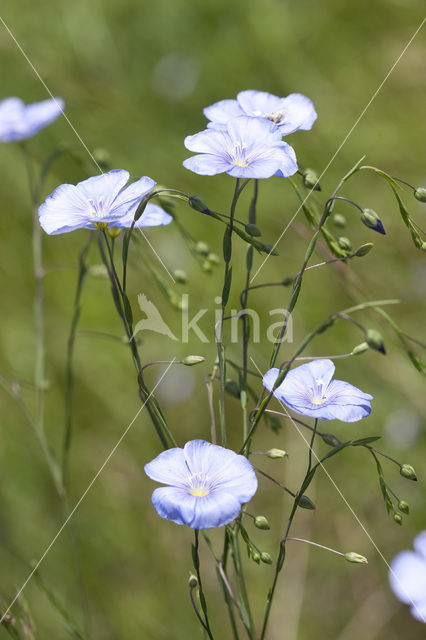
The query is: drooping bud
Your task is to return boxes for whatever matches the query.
[400,464,417,481]
[361,208,386,235]
[251,551,261,564]
[188,574,198,588]
[260,552,273,565]
[189,194,210,214]
[332,213,347,228]
[207,253,220,265]
[281,277,293,287]
[182,355,205,366]
[254,516,270,530]
[352,342,369,355]
[195,241,210,256]
[355,243,374,257]
[266,448,287,459]
[365,329,386,354]
[414,187,426,202]
[344,552,368,564]
[398,500,409,514]
[173,269,188,284]
[338,237,352,252]
[322,433,342,447]
[302,168,321,191]
[393,513,403,525]
[245,223,261,237]
[299,495,316,510]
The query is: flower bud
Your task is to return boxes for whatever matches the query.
[338,236,352,251]
[365,329,386,355]
[107,227,123,239]
[332,213,347,228]
[281,277,293,286]
[355,243,374,257]
[254,516,270,530]
[188,574,198,588]
[266,448,287,459]
[189,194,210,213]
[251,551,261,563]
[172,269,187,284]
[400,464,417,481]
[299,495,316,510]
[344,552,368,564]
[414,187,426,202]
[361,208,386,235]
[182,356,205,366]
[398,500,409,514]
[303,168,321,191]
[207,253,220,265]
[393,513,403,525]
[352,342,369,355]
[195,241,210,256]
[201,260,213,273]
[260,552,273,565]
[245,223,261,237]
[321,433,342,447]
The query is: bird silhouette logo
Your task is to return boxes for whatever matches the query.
[131,293,178,341]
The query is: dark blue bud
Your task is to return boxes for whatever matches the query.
[361,209,386,235]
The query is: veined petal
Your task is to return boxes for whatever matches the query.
[151,487,196,525]
[76,170,130,213]
[38,183,92,234]
[190,490,242,529]
[274,142,298,177]
[144,447,189,487]
[226,115,282,146]
[203,99,245,123]
[184,128,230,154]
[390,550,426,605]
[115,203,172,228]
[237,90,283,117]
[109,175,156,216]
[183,153,232,175]
[278,93,317,135]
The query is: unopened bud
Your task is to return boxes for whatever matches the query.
[207,253,220,265]
[355,242,374,257]
[195,241,210,256]
[189,194,210,213]
[266,448,287,459]
[352,342,369,355]
[338,236,352,251]
[394,513,403,525]
[245,223,261,237]
[201,260,212,273]
[188,574,198,588]
[365,329,386,355]
[303,168,321,191]
[344,552,368,564]
[260,552,273,565]
[254,516,270,530]
[361,208,386,235]
[322,433,342,447]
[400,464,417,481]
[299,495,316,510]
[398,500,409,514]
[107,227,123,239]
[182,356,205,366]
[251,551,261,563]
[173,269,187,284]
[414,187,426,203]
[332,213,347,228]
[281,277,293,286]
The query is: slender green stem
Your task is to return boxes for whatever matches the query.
[229,527,256,640]
[193,530,214,639]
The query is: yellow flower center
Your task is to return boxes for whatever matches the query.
[190,487,209,497]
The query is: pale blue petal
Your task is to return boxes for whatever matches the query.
[227,159,281,179]
[237,90,282,117]
[76,170,130,213]
[326,402,371,422]
[226,115,282,145]
[390,550,426,605]
[203,99,245,123]
[206,122,228,131]
[115,203,172,228]
[151,486,196,525]
[183,154,232,175]
[411,599,426,623]
[0,97,63,142]
[414,532,426,560]
[38,183,92,234]
[183,440,234,476]
[278,93,317,135]
[144,447,189,488]
[190,490,242,529]
[24,98,64,131]
[109,176,156,217]
[184,129,230,154]
[274,142,298,177]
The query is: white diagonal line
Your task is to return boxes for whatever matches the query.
[0,360,176,623]
[137,227,176,283]
[250,15,426,283]
[250,356,426,623]
[0,15,104,174]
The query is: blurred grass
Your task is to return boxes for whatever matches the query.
[0,0,425,638]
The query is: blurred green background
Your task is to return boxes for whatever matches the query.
[0,0,425,638]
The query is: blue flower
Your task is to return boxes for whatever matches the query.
[183,116,298,179]
[263,359,372,422]
[204,90,317,136]
[390,531,426,623]
[0,97,64,142]
[144,439,258,529]
[38,169,172,234]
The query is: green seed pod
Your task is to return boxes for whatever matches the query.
[321,433,342,447]
[266,448,287,459]
[303,168,321,191]
[332,213,347,228]
[254,516,270,530]
[398,500,409,514]
[414,187,426,202]
[195,241,210,256]
[400,464,417,481]
[182,356,205,366]
[172,269,188,284]
[299,495,316,510]
[365,329,386,355]
[344,552,368,564]
[338,236,352,251]
[251,551,261,564]
[355,243,374,257]
[281,277,293,286]
[260,552,273,565]
[394,513,403,525]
